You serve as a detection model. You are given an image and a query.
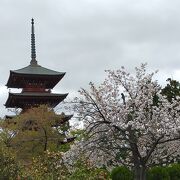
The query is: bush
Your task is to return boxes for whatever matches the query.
[111,166,133,180]
[166,163,180,180]
[21,151,68,179]
[0,150,21,179]
[68,159,110,180]
[147,166,170,180]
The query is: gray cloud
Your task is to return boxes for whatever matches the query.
[0,0,180,117]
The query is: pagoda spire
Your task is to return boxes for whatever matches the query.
[30,18,38,66]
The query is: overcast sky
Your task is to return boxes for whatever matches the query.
[0,0,180,117]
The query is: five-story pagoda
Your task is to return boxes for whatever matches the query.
[5,19,68,112]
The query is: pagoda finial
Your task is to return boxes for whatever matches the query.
[30,18,38,66]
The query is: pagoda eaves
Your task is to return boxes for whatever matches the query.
[6,66,65,89]
[5,92,68,109]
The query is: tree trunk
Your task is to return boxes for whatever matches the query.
[43,128,48,151]
[134,166,146,180]
[129,132,147,180]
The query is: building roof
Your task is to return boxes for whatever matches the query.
[6,65,65,88]
[11,64,65,76]
[53,114,73,127]
[5,92,68,109]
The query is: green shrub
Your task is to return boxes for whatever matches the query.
[147,166,170,180]
[21,151,68,179]
[0,150,20,179]
[166,163,180,180]
[68,159,110,180]
[111,166,133,180]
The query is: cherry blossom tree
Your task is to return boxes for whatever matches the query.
[68,64,180,180]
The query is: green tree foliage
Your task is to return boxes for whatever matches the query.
[1,105,74,163]
[161,78,180,102]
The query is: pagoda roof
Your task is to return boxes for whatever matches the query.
[11,64,65,76]
[53,114,73,127]
[5,92,68,109]
[6,65,65,88]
